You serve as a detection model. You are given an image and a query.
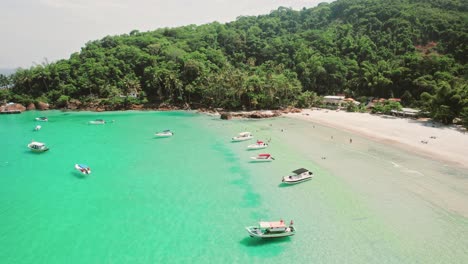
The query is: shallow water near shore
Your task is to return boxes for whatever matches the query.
[0,111,467,263]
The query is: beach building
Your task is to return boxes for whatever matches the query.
[323,95,345,106]
[323,95,360,108]
[390,108,420,118]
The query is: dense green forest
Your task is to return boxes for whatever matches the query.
[1,0,467,125]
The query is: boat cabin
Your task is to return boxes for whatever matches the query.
[239,132,251,137]
[29,142,46,149]
[259,220,287,233]
[292,168,312,176]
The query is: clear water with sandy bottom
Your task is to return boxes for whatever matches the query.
[0,111,467,263]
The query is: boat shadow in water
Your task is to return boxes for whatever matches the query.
[71,171,87,179]
[278,183,297,188]
[240,236,291,249]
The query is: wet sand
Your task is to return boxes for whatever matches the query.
[286,109,468,169]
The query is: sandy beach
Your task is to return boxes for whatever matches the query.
[286,109,468,170]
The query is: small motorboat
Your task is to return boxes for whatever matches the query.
[250,153,274,162]
[232,132,253,142]
[27,141,49,152]
[282,168,313,184]
[246,220,296,238]
[88,119,106,125]
[75,164,92,175]
[247,140,268,150]
[34,125,41,131]
[35,117,48,122]
[155,130,174,137]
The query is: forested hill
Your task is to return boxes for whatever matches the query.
[2,0,467,124]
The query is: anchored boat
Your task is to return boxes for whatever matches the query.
[155,130,174,137]
[250,153,274,162]
[246,220,296,238]
[88,119,106,125]
[35,117,48,122]
[75,164,91,175]
[247,140,268,150]
[282,168,313,184]
[232,132,253,142]
[27,141,49,152]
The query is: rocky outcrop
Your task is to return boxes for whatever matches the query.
[280,107,302,114]
[1,103,26,112]
[219,110,282,119]
[220,112,232,120]
[27,103,36,110]
[36,101,50,110]
[66,99,82,110]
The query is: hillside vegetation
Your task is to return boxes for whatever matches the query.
[1,0,467,125]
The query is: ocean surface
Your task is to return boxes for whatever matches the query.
[0,110,467,263]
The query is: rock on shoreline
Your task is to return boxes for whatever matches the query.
[1,101,301,120]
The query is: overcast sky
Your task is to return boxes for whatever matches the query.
[1,0,333,69]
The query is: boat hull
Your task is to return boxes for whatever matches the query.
[247,145,268,150]
[28,147,49,153]
[155,133,173,137]
[282,176,312,184]
[245,226,296,238]
[232,136,253,142]
[250,157,273,162]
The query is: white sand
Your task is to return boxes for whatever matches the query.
[287,109,468,169]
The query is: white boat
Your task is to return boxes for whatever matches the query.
[75,164,92,175]
[232,132,253,142]
[35,117,48,122]
[27,141,49,152]
[88,119,106,125]
[247,140,268,149]
[282,168,313,184]
[155,130,174,137]
[250,153,274,162]
[34,125,41,131]
[246,220,296,238]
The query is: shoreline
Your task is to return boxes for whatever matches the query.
[5,105,467,169]
[285,109,468,170]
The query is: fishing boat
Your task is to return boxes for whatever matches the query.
[282,168,313,184]
[27,141,49,152]
[75,164,92,175]
[250,153,274,162]
[247,140,268,149]
[88,119,106,125]
[34,125,41,131]
[232,132,253,142]
[246,220,296,238]
[35,117,48,122]
[155,130,174,137]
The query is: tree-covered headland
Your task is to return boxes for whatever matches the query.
[1,0,467,126]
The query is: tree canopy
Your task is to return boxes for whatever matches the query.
[5,0,467,125]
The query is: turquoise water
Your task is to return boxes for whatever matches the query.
[1,111,467,263]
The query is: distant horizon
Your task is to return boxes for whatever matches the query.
[0,68,17,75]
[0,0,333,69]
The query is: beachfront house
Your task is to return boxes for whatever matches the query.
[390,108,421,118]
[323,95,345,106]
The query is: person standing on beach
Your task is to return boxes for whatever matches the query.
[350,138,353,143]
